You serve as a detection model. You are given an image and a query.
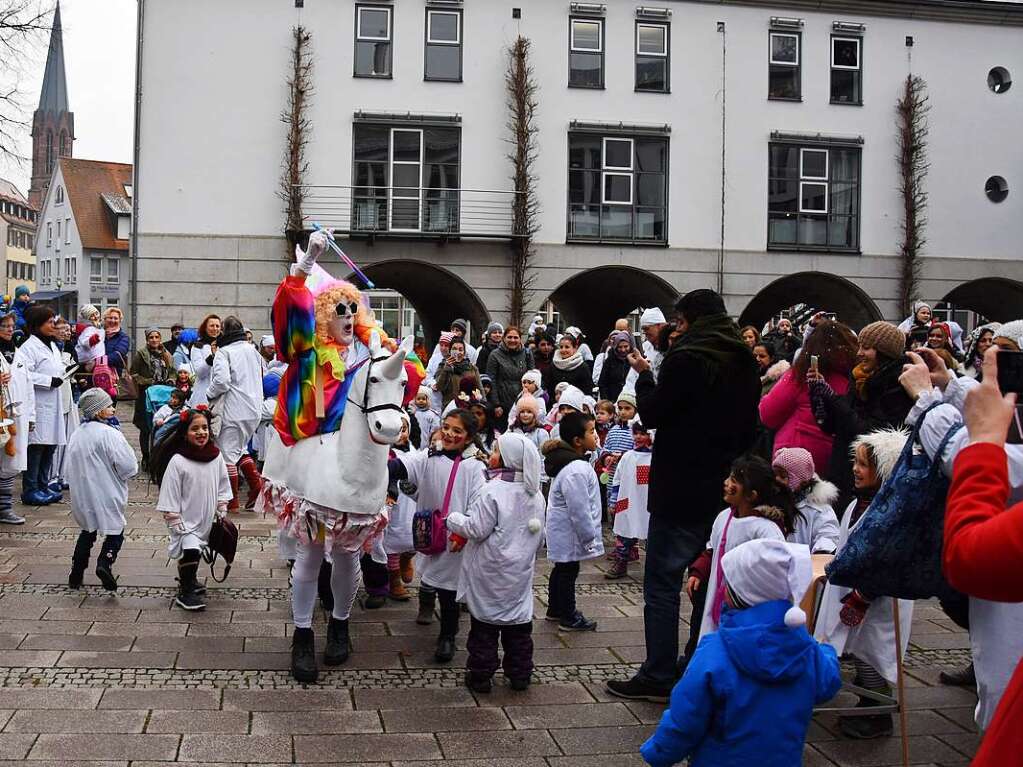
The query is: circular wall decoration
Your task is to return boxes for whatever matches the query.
[985,176,1009,203]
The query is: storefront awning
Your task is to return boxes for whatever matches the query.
[30,289,76,302]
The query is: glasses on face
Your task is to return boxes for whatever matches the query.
[335,301,359,317]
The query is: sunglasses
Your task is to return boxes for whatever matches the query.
[335,301,359,317]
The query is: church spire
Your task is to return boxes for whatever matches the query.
[38,1,69,113]
[28,1,74,209]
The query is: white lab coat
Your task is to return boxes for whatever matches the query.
[546,458,603,563]
[157,453,232,558]
[623,341,662,392]
[789,481,841,554]
[207,341,263,463]
[14,335,66,446]
[383,462,417,555]
[66,421,138,535]
[251,397,278,463]
[50,350,79,485]
[74,326,105,365]
[398,446,486,591]
[0,353,35,476]
[412,407,441,450]
[187,343,215,407]
[814,499,914,685]
[611,449,651,541]
[447,476,546,625]
[699,509,786,638]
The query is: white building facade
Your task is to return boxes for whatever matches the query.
[134,0,1023,343]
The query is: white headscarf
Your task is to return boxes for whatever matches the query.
[721,539,813,628]
[521,369,542,388]
[994,319,1023,351]
[558,385,585,414]
[497,432,542,496]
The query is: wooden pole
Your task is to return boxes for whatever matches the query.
[892,598,910,767]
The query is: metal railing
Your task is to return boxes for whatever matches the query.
[297,185,523,239]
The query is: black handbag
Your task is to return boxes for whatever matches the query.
[202,516,239,583]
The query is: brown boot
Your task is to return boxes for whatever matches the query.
[399,552,415,584]
[239,455,263,510]
[389,570,411,601]
[227,469,240,513]
[604,557,628,580]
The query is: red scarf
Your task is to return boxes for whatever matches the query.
[180,439,220,463]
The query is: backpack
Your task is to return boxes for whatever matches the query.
[826,403,964,601]
[412,456,461,556]
[202,516,239,582]
[91,356,118,400]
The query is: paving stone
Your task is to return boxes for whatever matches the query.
[146,710,250,734]
[186,622,286,637]
[5,709,147,733]
[505,702,638,729]
[29,734,181,761]
[250,711,382,735]
[0,619,90,635]
[56,650,177,668]
[0,735,35,760]
[532,647,618,665]
[622,700,667,724]
[904,685,979,710]
[295,733,442,762]
[19,634,135,652]
[354,687,475,710]
[99,688,221,710]
[0,689,102,709]
[43,607,141,622]
[381,706,510,733]
[0,649,60,666]
[814,734,973,766]
[0,761,128,767]
[910,633,973,651]
[473,681,596,707]
[224,689,352,712]
[546,756,649,767]
[550,725,657,755]
[394,761,547,767]
[936,707,980,732]
[88,621,189,637]
[936,731,982,756]
[178,735,292,763]
[175,651,291,670]
[131,635,245,653]
[437,730,559,759]
[0,633,25,649]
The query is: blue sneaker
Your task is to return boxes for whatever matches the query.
[42,490,62,504]
[20,490,51,506]
[48,482,64,495]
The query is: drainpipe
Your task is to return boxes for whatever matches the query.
[717,21,726,297]
[129,0,146,348]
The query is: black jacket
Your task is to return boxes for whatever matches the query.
[635,338,760,526]
[475,341,500,376]
[544,360,593,397]
[485,343,533,413]
[598,352,632,403]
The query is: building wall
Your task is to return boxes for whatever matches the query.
[136,0,1023,338]
[34,164,82,312]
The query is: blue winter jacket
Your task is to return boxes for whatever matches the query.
[640,599,842,767]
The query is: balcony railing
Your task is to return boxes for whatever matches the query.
[297,185,523,239]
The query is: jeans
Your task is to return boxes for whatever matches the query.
[23,444,57,495]
[637,513,712,689]
[547,561,581,621]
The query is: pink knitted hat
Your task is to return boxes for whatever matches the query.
[772,447,815,491]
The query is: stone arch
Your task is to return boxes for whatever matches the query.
[941,277,1023,323]
[547,266,679,342]
[348,259,491,351]
[739,271,883,332]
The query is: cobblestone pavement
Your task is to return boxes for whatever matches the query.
[0,408,980,765]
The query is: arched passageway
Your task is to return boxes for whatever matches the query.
[348,260,491,350]
[547,266,679,343]
[739,271,882,332]
[941,278,1023,323]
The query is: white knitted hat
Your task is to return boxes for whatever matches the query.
[721,539,813,628]
[79,388,113,421]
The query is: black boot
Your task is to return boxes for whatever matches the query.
[940,663,976,687]
[417,587,436,625]
[839,696,894,740]
[69,530,97,589]
[175,551,206,611]
[324,616,351,666]
[95,534,124,592]
[291,626,318,683]
[317,560,334,613]
[435,635,456,663]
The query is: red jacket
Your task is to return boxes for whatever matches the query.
[945,442,1023,766]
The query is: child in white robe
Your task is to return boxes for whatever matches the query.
[384,415,419,601]
[65,389,138,590]
[152,406,232,611]
[448,432,546,693]
[606,420,653,580]
[772,447,841,554]
[0,311,34,525]
[411,386,441,451]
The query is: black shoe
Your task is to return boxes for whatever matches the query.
[544,609,561,622]
[434,635,456,663]
[95,562,118,592]
[68,567,85,589]
[323,617,350,667]
[174,587,207,611]
[605,677,671,704]
[416,603,435,625]
[940,663,976,687]
[509,676,531,692]
[558,612,597,632]
[839,713,894,739]
[464,672,492,693]
[291,627,318,684]
[364,593,387,610]
[194,584,207,596]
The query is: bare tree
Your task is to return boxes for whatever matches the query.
[278,25,312,262]
[896,74,930,317]
[0,0,54,166]
[505,36,540,329]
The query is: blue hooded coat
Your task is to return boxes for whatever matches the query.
[640,599,841,767]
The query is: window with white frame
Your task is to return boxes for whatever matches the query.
[355,5,392,78]
[768,31,801,100]
[90,257,102,284]
[107,258,119,283]
[65,218,71,244]
[69,258,76,280]
[636,22,669,92]
[830,36,862,104]
[425,9,462,81]
[569,17,604,88]
[55,186,64,205]
[46,222,52,246]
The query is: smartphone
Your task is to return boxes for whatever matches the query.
[997,350,1023,395]
[810,355,819,372]
[823,312,838,321]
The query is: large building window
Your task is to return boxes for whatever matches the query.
[768,31,801,100]
[636,22,669,92]
[425,9,462,81]
[354,5,392,78]
[352,123,460,234]
[568,132,668,244]
[768,142,861,251]
[830,36,862,104]
[569,17,604,88]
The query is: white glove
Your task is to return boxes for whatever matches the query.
[294,229,334,274]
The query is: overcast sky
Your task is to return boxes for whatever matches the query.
[0,0,137,198]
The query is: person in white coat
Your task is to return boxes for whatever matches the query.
[605,421,653,580]
[448,431,546,693]
[772,447,841,554]
[0,311,34,524]
[206,316,264,512]
[14,305,68,506]
[187,314,221,407]
[152,407,232,611]
[815,428,912,740]
[623,308,667,393]
[543,411,603,632]
[66,389,139,590]
[383,416,419,601]
[388,408,487,662]
[48,319,79,495]
[73,304,105,371]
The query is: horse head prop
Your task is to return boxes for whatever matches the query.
[347,332,410,446]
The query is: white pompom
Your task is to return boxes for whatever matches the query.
[784,606,806,628]
[527,518,542,534]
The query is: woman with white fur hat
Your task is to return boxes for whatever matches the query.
[447,432,546,693]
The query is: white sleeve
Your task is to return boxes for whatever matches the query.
[110,431,140,481]
[207,351,231,400]
[217,458,233,503]
[809,506,841,554]
[156,459,183,513]
[398,449,428,487]
[914,403,966,478]
[943,375,978,413]
[562,465,601,546]
[447,489,499,541]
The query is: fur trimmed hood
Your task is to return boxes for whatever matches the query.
[800,476,839,508]
[851,427,910,484]
[761,359,791,384]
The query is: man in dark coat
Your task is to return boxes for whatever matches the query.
[606,289,761,703]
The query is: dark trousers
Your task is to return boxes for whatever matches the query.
[547,561,580,621]
[436,587,460,638]
[73,530,125,572]
[466,616,534,681]
[638,514,712,689]
[23,444,56,495]
[360,553,389,597]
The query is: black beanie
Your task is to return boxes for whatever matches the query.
[675,289,727,323]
